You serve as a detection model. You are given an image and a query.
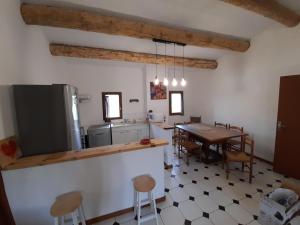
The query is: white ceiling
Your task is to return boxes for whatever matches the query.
[23,0,300,60]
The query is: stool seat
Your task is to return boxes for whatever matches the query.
[50,192,82,217]
[133,175,156,193]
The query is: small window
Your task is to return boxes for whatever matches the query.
[102,92,122,122]
[169,91,184,116]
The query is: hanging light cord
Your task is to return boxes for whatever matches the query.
[173,43,175,78]
[183,45,185,79]
[164,43,167,78]
[155,42,158,79]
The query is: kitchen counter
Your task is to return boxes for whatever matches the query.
[151,123,175,167]
[1,138,168,171]
[151,122,175,130]
[2,139,167,225]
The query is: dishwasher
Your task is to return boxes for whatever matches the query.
[87,124,112,147]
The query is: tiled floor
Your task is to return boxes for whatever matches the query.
[95,155,299,225]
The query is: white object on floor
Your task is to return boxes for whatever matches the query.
[289,216,300,225]
[259,188,300,225]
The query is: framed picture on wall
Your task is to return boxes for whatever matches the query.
[150,82,167,100]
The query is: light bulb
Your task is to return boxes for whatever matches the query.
[163,77,169,86]
[172,78,178,87]
[154,77,159,85]
[180,78,186,86]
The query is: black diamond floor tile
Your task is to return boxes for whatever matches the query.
[257,189,263,193]
[239,178,245,182]
[215,173,220,176]
[184,219,192,225]
[233,199,239,204]
[205,166,209,169]
[219,205,225,211]
[165,188,170,193]
[204,177,209,180]
[192,180,197,184]
[113,222,120,225]
[275,179,282,183]
[156,208,161,214]
[189,196,195,201]
[259,171,264,175]
[267,184,273,188]
[228,182,234,186]
[173,201,179,207]
[194,168,199,172]
[183,171,187,175]
[245,194,252,198]
[204,191,209,196]
[179,184,184,188]
[203,212,209,218]
[253,215,258,220]
[217,186,222,191]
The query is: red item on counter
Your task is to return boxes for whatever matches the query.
[140,138,151,145]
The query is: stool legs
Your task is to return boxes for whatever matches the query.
[137,193,141,225]
[59,216,65,225]
[150,192,159,225]
[79,205,87,225]
[54,218,59,225]
[133,189,137,218]
[134,191,159,225]
[71,211,79,225]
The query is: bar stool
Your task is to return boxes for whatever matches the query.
[133,175,159,225]
[50,191,86,225]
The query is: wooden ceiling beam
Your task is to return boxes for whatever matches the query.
[49,44,218,69]
[21,3,250,52]
[222,0,300,27]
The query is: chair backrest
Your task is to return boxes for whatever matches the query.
[245,136,254,156]
[229,124,244,132]
[190,116,201,123]
[214,121,227,129]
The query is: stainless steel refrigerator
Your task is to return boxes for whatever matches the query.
[13,84,82,156]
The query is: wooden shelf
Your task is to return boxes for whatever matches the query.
[1,139,168,171]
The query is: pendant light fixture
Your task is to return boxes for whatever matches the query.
[163,43,169,86]
[181,45,186,87]
[154,42,159,85]
[172,43,178,87]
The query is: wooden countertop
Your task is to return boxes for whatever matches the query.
[1,139,168,171]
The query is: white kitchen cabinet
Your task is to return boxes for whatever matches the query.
[112,124,149,144]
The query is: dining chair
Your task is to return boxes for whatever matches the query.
[172,122,184,147]
[228,124,244,151]
[190,116,202,123]
[214,122,227,129]
[177,130,202,165]
[224,135,254,183]
[214,122,228,154]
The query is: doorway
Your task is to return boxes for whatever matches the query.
[274,75,300,179]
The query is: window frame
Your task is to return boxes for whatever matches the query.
[169,91,184,116]
[102,92,123,122]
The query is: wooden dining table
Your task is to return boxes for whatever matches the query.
[176,123,246,163]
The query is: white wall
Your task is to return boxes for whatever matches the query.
[146,65,215,125]
[212,25,300,161]
[23,57,147,128]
